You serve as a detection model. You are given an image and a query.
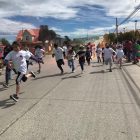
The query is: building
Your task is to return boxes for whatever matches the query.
[16,29,65,54]
[16,29,43,54]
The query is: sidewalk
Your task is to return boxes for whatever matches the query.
[121,62,140,92]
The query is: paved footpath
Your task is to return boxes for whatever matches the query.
[0,56,140,140]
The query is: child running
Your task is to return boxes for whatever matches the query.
[96,45,102,63]
[52,44,65,74]
[4,41,37,102]
[35,45,45,73]
[116,45,124,68]
[103,43,116,72]
[76,46,86,73]
[85,47,92,65]
[67,47,76,73]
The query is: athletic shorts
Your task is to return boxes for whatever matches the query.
[38,58,43,63]
[56,59,64,66]
[16,72,27,85]
[105,58,112,65]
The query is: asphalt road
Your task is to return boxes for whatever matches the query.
[0,56,140,140]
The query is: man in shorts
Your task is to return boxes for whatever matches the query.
[103,43,116,72]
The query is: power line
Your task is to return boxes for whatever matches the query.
[112,3,140,33]
[119,3,140,26]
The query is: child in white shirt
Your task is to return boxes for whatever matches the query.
[5,41,36,101]
[116,46,124,68]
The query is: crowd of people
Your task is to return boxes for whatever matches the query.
[1,39,140,102]
[2,41,44,101]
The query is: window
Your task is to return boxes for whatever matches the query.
[26,36,29,41]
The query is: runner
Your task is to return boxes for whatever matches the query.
[116,45,124,68]
[2,45,13,88]
[96,45,102,63]
[67,47,76,72]
[85,47,92,65]
[4,41,37,102]
[103,43,116,72]
[76,46,86,73]
[35,45,45,73]
[52,44,65,74]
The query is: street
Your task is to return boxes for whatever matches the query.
[0,56,140,140]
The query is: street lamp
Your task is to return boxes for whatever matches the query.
[135,20,137,38]
[135,20,137,31]
[123,28,126,33]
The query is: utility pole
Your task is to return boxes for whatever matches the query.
[135,20,137,31]
[116,18,118,43]
[135,20,137,38]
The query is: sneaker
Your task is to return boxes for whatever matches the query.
[72,70,75,73]
[10,94,19,102]
[30,71,36,78]
[3,83,9,88]
[109,69,112,72]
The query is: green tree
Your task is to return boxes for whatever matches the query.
[48,30,56,40]
[108,33,116,43]
[64,36,71,45]
[38,25,49,45]
[0,38,10,46]
[38,25,57,45]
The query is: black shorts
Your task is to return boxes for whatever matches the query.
[38,58,44,63]
[56,59,64,66]
[16,72,27,85]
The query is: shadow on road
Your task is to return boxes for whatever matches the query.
[34,73,62,80]
[92,64,103,67]
[0,82,7,92]
[0,99,15,109]
[0,88,7,92]
[90,70,105,74]
[62,74,82,80]
[122,63,133,67]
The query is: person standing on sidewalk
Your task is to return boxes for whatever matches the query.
[103,43,116,72]
[4,41,37,102]
[52,44,65,74]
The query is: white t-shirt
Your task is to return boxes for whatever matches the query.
[53,47,64,61]
[103,48,115,60]
[35,48,45,58]
[116,49,124,58]
[5,50,31,74]
[96,48,102,57]
[26,50,33,61]
[63,46,68,56]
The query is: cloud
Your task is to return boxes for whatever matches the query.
[0,0,140,40]
[49,27,63,32]
[0,0,139,19]
[0,18,36,35]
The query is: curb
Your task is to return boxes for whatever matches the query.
[122,66,140,93]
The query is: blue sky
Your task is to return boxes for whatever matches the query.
[0,0,139,42]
